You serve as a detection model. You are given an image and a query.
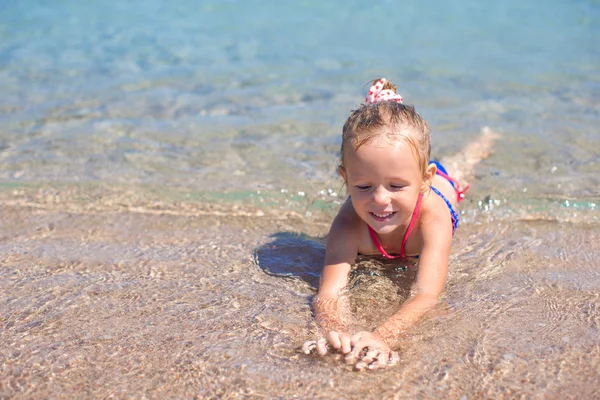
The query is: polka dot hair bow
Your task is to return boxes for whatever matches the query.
[365,78,403,104]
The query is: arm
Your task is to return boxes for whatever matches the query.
[374,201,452,346]
[303,199,359,354]
[315,198,360,330]
[345,200,452,369]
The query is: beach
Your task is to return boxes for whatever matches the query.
[1,0,599,398]
[1,183,599,398]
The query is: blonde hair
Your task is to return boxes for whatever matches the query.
[339,79,431,177]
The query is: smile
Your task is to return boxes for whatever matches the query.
[370,211,397,221]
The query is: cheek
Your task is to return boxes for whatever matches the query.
[393,191,418,206]
[350,192,369,209]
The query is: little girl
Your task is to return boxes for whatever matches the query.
[302,78,497,370]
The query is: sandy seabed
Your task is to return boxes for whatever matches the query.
[1,185,599,399]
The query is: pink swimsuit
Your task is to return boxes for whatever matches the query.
[368,192,424,259]
[368,168,467,260]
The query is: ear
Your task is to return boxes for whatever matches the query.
[421,163,436,192]
[338,166,348,183]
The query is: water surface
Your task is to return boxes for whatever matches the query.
[1,0,599,398]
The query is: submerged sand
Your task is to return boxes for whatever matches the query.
[1,184,599,399]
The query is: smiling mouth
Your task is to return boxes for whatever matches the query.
[370,211,397,221]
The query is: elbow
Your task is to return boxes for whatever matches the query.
[411,292,440,311]
[422,295,439,310]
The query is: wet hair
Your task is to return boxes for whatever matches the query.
[339,79,431,177]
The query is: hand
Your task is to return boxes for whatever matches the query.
[301,337,328,355]
[302,331,353,356]
[344,331,400,371]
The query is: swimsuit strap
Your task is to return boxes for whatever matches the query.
[400,192,424,258]
[430,186,459,233]
[435,169,469,203]
[367,192,424,259]
[368,225,400,259]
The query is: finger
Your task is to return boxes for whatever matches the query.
[388,351,400,366]
[302,340,317,354]
[316,337,329,355]
[344,349,359,364]
[344,342,367,364]
[368,351,388,370]
[327,331,342,350]
[355,360,368,371]
[340,334,352,354]
[361,349,379,365]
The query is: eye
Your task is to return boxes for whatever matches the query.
[390,184,405,190]
[355,185,371,191]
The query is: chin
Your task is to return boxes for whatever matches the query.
[369,223,399,235]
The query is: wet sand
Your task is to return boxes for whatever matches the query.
[1,185,599,399]
[2,0,599,397]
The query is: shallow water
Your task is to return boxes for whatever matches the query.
[1,0,600,398]
[1,193,599,398]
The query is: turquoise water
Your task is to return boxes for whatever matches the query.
[1,0,598,207]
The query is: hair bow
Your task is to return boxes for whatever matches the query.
[365,78,403,104]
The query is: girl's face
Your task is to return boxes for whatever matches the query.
[340,132,429,236]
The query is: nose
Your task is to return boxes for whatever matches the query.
[371,186,391,206]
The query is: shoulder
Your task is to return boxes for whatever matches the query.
[417,188,454,241]
[331,197,362,229]
[326,198,361,252]
[327,198,375,257]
